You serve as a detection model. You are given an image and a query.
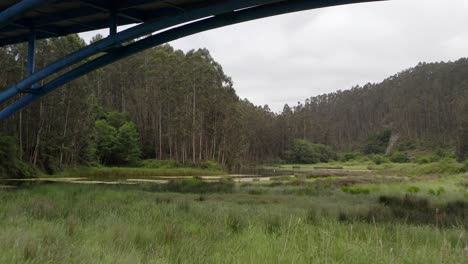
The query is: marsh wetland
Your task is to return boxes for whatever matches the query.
[0,159,467,264]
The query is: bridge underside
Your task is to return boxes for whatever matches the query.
[0,0,384,121]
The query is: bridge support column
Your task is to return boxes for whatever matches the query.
[109,11,117,36]
[27,31,36,77]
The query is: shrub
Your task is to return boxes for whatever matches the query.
[397,140,417,151]
[427,188,444,196]
[95,118,141,165]
[371,155,389,165]
[139,159,223,171]
[389,152,410,163]
[460,161,468,173]
[197,160,223,170]
[419,158,463,175]
[416,154,438,164]
[341,186,370,195]
[436,187,445,195]
[0,134,35,179]
[435,148,454,159]
[406,186,420,193]
[341,152,358,162]
[139,159,180,168]
[285,139,337,164]
[116,122,142,165]
[363,129,392,155]
[457,117,468,161]
[375,195,468,227]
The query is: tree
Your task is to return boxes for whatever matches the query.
[116,122,141,165]
[363,130,392,155]
[95,119,118,165]
[0,135,33,178]
[94,111,141,165]
[286,139,336,164]
[457,114,468,162]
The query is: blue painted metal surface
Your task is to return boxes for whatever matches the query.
[0,0,50,29]
[0,0,386,121]
[27,31,35,76]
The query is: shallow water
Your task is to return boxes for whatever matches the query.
[0,166,377,188]
[0,173,281,187]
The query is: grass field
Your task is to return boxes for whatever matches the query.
[52,166,227,178]
[0,161,467,263]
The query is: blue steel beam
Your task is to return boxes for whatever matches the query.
[0,0,386,121]
[27,31,35,76]
[0,0,53,30]
[0,0,294,105]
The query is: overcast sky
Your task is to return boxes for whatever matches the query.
[80,0,468,112]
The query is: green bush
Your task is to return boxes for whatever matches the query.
[415,154,440,164]
[340,152,358,162]
[397,140,417,151]
[435,148,454,159]
[436,187,445,195]
[285,139,337,164]
[341,186,370,195]
[457,117,468,161]
[363,129,392,155]
[427,188,444,196]
[406,186,420,193]
[371,155,389,165]
[139,159,180,168]
[389,152,410,163]
[95,114,141,166]
[0,135,35,179]
[460,161,468,173]
[418,158,463,175]
[198,160,223,170]
[139,159,222,170]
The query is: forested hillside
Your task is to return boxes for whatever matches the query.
[0,34,467,172]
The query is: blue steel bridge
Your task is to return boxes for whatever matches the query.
[0,0,385,121]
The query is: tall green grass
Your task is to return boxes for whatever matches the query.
[0,184,466,264]
[53,166,226,178]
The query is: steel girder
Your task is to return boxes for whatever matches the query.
[0,0,385,121]
[0,0,52,29]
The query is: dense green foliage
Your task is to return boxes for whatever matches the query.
[0,135,33,178]
[363,129,392,154]
[286,139,336,164]
[0,35,467,169]
[457,113,468,161]
[55,167,225,178]
[95,112,141,165]
[388,151,410,163]
[139,159,222,170]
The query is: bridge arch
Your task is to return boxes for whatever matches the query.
[0,0,385,120]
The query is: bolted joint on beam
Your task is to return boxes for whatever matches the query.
[20,84,44,95]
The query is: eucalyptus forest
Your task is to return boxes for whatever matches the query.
[0,34,467,173]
